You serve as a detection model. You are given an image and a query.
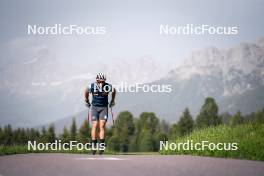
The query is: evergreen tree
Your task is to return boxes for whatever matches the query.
[60,126,71,143]
[177,108,194,136]
[196,97,221,128]
[244,112,256,123]
[28,128,40,142]
[42,126,47,135]
[156,119,169,144]
[12,128,20,145]
[229,111,244,127]
[105,126,113,141]
[0,127,3,144]
[78,120,90,143]
[108,111,135,152]
[108,134,120,152]
[160,119,170,134]
[20,128,28,144]
[169,123,179,140]
[70,118,77,141]
[254,110,264,124]
[47,124,56,142]
[39,126,48,142]
[135,112,160,152]
[219,112,232,125]
[138,128,153,151]
[3,124,13,145]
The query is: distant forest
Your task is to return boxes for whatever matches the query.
[1,97,264,152]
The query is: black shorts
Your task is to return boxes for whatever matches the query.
[91,106,108,121]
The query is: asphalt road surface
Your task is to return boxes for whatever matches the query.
[0,154,264,176]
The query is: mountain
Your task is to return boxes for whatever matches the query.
[1,38,264,129]
[116,38,264,123]
[51,38,264,132]
[51,37,264,131]
[0,51,170,127]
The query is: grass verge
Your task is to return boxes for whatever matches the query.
[160,123,264,161]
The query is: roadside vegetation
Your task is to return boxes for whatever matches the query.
[1,97,264,160]
[160,123,264,161]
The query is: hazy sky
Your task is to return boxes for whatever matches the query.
[0,0,264,65]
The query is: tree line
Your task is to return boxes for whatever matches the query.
[1,97,264,152]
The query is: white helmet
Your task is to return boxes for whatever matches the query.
[96,73,106,81]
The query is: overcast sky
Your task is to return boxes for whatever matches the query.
[0,0,264,66]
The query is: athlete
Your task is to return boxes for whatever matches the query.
[84,73,116,155]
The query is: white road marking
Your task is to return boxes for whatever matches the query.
[74,157,129,161]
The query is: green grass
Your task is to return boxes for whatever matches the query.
[0,145,28,155]
[160,123,264,161]
[1,123,263,160]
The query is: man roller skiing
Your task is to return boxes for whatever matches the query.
[84,73,116,155]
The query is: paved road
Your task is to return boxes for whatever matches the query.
[0,154,264,176]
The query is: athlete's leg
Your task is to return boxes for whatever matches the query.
[91,106,99,155]
[91,120,98,140]
[98,107,108,154]
[98,106,108,139]
[99,120,106,139]
[91,106,99,140]
[98,120,106,155]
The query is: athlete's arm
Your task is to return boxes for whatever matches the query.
[84,88,91,108]
[84,88,89,102]
[111,88,116,102]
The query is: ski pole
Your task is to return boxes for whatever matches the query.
[110,107,115,124]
